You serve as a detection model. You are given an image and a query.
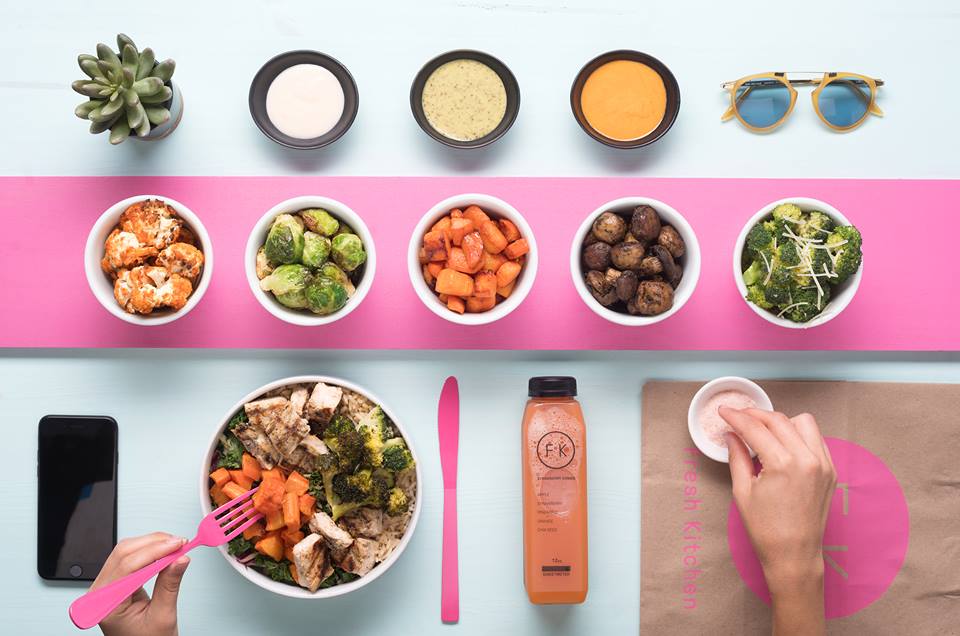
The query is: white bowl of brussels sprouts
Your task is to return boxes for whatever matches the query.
[734,197,863,329]
[245,196,375,326]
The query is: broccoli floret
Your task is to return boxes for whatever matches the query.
[745,223,774,254]
[800,210,835,239]
[826,226,863,283]
[762,266,793,306]
[356,406,393,467]
[386,487,409,516]
[327,468,393,520]
[381,438,414,473]
[771,203,803,224]
[322,416,365,472]
[783,286,831,323]
[742,259,766,286]
[777,241,801,266]
[745,284,774,310]
[332,470,374,503]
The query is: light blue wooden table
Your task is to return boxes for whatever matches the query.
[2,0,958,634]
[3,351,959,635]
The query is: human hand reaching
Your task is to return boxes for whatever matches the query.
[90,532,190,636]
[719,408,837,636]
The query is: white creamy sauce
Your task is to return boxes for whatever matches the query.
[266,64,345,140]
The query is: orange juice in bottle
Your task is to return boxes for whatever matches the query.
[522,376,588,604]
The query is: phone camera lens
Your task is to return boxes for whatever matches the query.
[69,565,83,578]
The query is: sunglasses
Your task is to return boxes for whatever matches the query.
[721,72,884,132]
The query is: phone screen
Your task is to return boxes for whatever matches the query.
[37,416,118,581]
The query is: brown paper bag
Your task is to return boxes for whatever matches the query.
[640,381,960,635]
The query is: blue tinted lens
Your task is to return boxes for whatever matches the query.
[735,81,791,128]
[818,79,871,128]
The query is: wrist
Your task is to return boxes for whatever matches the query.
[763,557,824,597]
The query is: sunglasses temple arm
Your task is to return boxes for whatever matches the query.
[721,85,753,121]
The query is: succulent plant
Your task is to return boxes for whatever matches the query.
[72,34,176,144]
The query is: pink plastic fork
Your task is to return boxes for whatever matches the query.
[69,487,263,630]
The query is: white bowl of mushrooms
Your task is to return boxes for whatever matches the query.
[570,197,700,326]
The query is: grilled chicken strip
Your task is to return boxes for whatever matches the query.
[309,510,354,559]
[292,534,334,592]
[244,397,310,458]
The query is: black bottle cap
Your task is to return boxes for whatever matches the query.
[528,376,577,397]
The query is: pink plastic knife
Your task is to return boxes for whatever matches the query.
[438,376,460,623]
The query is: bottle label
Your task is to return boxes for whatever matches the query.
[537,431,576,469]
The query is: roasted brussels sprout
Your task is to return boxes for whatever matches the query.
[582,242,612,270]
[264,214,305,265]
[259,264,312,308]
[592,212,627,244]
[630,205,661,242]
[610,241,646,270]
[657,225,685,259]
[255,246,274,280]
[302,231,332,268]
[331,233,367,272]
[319,262,356,297]
[300,208,340,236]
[305,276,349,315]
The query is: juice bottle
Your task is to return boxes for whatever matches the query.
[522,376,588,604]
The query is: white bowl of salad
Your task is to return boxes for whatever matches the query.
[199,376,421,599]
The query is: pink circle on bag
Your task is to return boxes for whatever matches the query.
[727,437,909,619]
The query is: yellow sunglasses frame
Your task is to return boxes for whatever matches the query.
[721,72,884,133]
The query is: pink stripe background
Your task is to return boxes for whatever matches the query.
[1,176,956,350]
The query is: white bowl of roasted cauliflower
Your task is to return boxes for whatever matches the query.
[85,195,213,325]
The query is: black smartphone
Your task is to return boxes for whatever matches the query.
[37,415,118,581]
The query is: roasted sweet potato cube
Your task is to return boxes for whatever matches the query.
[473,271,497,299]
[478,220,508,254]
[466,295,496,313]
[450,208,463,218]
[427,262,443,277]
[447,295,466,314]
[422,230,448,262]
[463,205,490,226]
[422,264,435,288]
[503,238,529,260]
[446,247,472,273]
[496,260,522,288]
[482,251,507,273]
[431,216,452,233]
[497,218,521,242]
[497,280,516,298]
[461,231,485,271]
[418,247,428,264]
[255,534,284,561]
[448,217,475,246]
[435,269,475,297]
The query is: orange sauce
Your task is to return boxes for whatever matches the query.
[580,60,666,141]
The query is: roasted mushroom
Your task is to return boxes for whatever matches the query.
[592,212,627,244]
[630,205,661,243]
[658,225,686,259]
[582,242,612,270]
[637,255,663,278]
[650,245,682,288]
[610,241,646,270]
[585,270,612,295]
[631,280,674,315]
[615,270,639,302]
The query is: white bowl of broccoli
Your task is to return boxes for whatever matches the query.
[734,197,863,329]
